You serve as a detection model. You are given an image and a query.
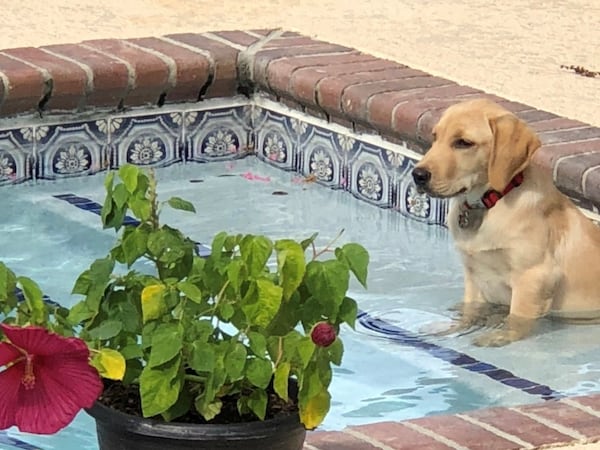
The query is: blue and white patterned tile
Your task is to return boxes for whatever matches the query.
[0,128,34,185]
[395,160,448,225]
[255,109,297,170]
[347,148,392,207]
[300,126,344,188]
[110,113,182,168]
[34,121,108,180]
[185,106,252,162]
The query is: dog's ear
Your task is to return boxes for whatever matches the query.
[488,114,541,192]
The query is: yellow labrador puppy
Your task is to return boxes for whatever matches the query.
[412,98,600,346]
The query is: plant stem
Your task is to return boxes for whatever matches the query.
[312,228,345,260]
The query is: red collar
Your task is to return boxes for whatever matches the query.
[463,172,524,210]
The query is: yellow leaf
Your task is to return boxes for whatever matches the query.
[141,284,166,323]
[300,390,330,430]
[94,349,126,380]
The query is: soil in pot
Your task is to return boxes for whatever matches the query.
[86,380,307,450]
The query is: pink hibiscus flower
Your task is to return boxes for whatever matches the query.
[0,324,103,434]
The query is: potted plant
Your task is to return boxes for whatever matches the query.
[0,164,369,449]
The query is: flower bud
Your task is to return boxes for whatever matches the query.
[310,322,336,347]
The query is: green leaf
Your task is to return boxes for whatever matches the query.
[239,235,273,277]
[211,231,228,256]
[91,349,126,380]
[195,399,222,422]
[129,197,152,222]
[189,341,215,373]
[339,297,358,328]
[247,389,268,421]
[167,197,196,213]
[299,390,330,430]
[104,170,115,192]
[305,260,350,312]
[300,232,318,251]
[247,331,267,357]
[328,338,344,366]
[226,259,246,293]
[148,323,183,368]
[112,183,129,209]
[140,355,182,417]
[336,243,369,288]
[274,362,290,401]
[88,320,123,340]
[121,227,148,267]
[242,279,283,328]
[141,284,167,323]
[246,358,273,389]
[119,164,139,193]
[177,280,203,303]
[296,337,316,369]
[162,388,192,422]
[17,276,46,324]
[224,342,247,380]
[275,240,306,301]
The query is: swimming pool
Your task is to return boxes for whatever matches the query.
[4,157,600,449]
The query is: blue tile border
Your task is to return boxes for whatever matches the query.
[0,432,41,450]
[357,311,563,401]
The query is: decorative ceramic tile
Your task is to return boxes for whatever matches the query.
[34,121,108,180]
[395,159,448,225]
[299,126,344,188]
[110,113,182,168]
[185,106,252,162]
[0,128,34,185]
[254,109,297,170]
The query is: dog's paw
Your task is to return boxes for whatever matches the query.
[472,330,516,347]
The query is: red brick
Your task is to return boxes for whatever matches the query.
[212,30,262,47]
[316,70,431,116]
[539,126,600,145]
[407,415,520,450]
[497,100,534,113]
[42,43,129,108]
[289,58,398,105]
[366,84,481,133]
[533,138,600,170]
[530,118,588,133]
[305,431,382,450]
[128,37,211,103]
[252,43,353,89]
[82,39,170,106]
[248,29,276,36]
[2,47,88,111]
[517,401,600,438]
[266,52,380,98]
[0,53,46,116]
[392,98,467,140]
[338,76,453,121]
[350,422,454,449]
[567,394,600,411]
[516,109,559,122]
[166,33,240,98]
[466,407,573,446]
[264,36,323,48]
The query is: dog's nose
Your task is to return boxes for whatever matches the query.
[412,167,431,187]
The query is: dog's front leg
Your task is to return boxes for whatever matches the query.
[473,263,557,347]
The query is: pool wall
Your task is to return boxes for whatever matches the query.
[3,29,600,449]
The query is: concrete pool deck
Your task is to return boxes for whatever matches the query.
[1,2,600,449]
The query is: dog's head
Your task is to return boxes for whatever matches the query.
[411,99,541,198]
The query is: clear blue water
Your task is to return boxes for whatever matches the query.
[3,158,600,449]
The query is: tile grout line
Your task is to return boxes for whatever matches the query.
[560,398,600,418]
[401,421,470,450]
[456,414,535,449]
[509,408,587,441]
[344,428,404,450]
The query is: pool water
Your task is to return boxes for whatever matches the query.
[3,158,600,449]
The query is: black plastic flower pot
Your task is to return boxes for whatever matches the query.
[86,397,306,450]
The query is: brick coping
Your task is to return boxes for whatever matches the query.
[2,28,600,449]
[0,29,599,212]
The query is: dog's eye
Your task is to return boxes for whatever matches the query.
[453,138,474,149]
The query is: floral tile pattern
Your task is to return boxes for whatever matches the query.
[110,113,182,168]
[0,98,453,227]
[0,128,34,185]
[185,106,252,162]
[35,121,108,180]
